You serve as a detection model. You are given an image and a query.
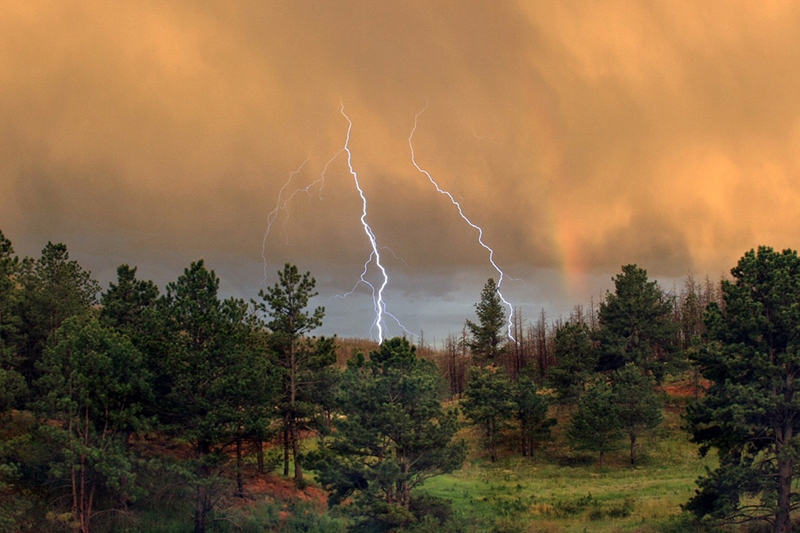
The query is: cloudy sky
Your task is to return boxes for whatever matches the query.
[3,1,800,341]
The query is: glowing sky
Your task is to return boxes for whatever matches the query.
[3,1,800,340]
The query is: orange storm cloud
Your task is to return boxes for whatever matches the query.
[2,1,800,316]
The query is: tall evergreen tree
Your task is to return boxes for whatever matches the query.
[0,231,25,410]
[16,242,99,389]
[158,260,273,533]
[35,317,151,533]
[685,247,800,533]
[547,321,597,407]
[254,263,334,484]
[514,375,555,458]
[594,264,677,381]
[99,264,159,340]
[466,278,506,362]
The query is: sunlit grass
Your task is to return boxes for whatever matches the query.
[419,407,716,532]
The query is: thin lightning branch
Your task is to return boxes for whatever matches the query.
[261,154,316,283]
[340,103,391,343]
[409,102,518,343]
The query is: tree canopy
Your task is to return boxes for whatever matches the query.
[594,264,677,380]
[313,338,466,531]
[685,246,800,533]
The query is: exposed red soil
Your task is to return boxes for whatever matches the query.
[661,379,710,398]
[244,473,327,510]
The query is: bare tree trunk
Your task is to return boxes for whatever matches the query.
[256,439,265,474]
[774,411,794,533]
[236,437,244,498]
[292,422,303,483]
[283,425,290,477]
[488,420,497,463]
[194,441,210,533]
[194,484,208,533]
[775,455,792,533]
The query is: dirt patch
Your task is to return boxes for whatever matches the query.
[245,473,328,512]
[662,379,709,399]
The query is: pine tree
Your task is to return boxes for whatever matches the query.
[514,375,555,457]
[35,317,151,533]
[462,365,516,462]
[567,381,623,468]
[16,242,100,389]
[594,264,677,381]
[685,247,800,533]
[158,261,275,533]
[611,364,663,465]
[313,338,465,531]
[547,321,597,407]
[254,263,334,484]
[466,278,506,362]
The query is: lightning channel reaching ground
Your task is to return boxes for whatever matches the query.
[260,103,413,342]
[409,102,518,342]
[338,103,392,343]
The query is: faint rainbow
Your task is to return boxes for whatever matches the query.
[517,63,588,302]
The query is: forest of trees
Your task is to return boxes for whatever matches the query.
[2,228,800,533]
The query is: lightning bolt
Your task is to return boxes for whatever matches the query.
[338,103,392,343]
[261,103,413,343]
[409,102,518,343]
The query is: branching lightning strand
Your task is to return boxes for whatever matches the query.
[409,102,517,342]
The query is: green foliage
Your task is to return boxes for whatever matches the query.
[158,260,279,533]
[466,279,506,362]
[313,337,466,531]
[594,264,677,380]
[15,242,100,394]
[35,316,151,532]
[611,364,663,465]
[547,321,597,406]
[513,375,555,457]
[257,263,325,338]
[567,381,623,467]
[462,365,516,462]
[100,264,159,342]
[0,231,24,403]
[255,263,334,483]
[685,246,800,532]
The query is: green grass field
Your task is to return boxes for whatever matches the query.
[419,407,716,533]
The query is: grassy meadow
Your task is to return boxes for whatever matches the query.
[418,405,717,533]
